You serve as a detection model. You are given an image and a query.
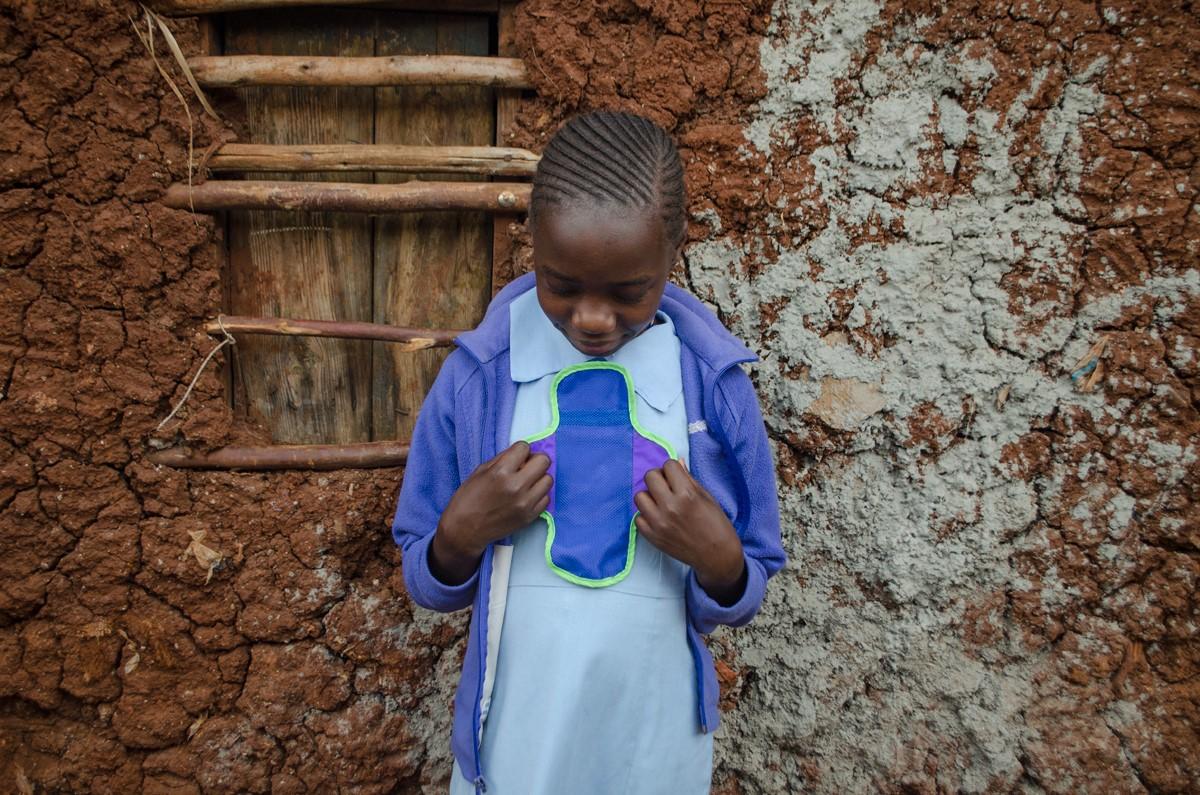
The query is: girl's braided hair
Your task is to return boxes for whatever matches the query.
[529,110,687,252]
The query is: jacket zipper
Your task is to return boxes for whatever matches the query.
[457,342,491,794]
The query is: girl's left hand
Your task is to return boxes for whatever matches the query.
[634,458,747,605]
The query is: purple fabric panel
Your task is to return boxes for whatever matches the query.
[528,436,557,515]
[631,433,671,502]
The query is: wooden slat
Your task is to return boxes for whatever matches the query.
[207,143,538,175]
[147,441,409,470]
[371,13,494,442]
[151,0,498,14]
[165,180,531,212]
[224,10,375,445]
[188,54,531,88]
[206,315,463,348]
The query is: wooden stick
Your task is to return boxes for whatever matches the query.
[163,180,531,213]
[147,441,410,470]
[207,315,465,349]
[206,143,538,176]
[188,54,531,89]
[149,0,498,14]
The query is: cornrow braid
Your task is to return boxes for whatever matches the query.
[530,111,687,252]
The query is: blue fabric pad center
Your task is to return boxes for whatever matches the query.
[525,362,674,587]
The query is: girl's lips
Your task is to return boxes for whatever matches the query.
[574,337,619,355]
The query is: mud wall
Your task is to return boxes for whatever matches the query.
[1,0,1196,793]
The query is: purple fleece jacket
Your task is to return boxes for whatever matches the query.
[390,271,786,791]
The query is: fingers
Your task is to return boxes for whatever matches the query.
[643,466,669,498]
[514,449,551,492]
[496,440,532,470]
[480,440,524,472]
[520,448,551,477]
[638,459,704,533]
[632,513,666,555]
[513,459,552,521]
[518,474,552,521]
[661,458,692,492]
[633,489,659,525]
[494,440,552,476]
[487,441,551,502]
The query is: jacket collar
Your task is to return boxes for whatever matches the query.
[454,270,757,372]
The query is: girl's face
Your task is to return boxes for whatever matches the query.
[531,204,678,358]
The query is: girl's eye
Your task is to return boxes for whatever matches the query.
[547,282,578,300]
[614,288,649,305]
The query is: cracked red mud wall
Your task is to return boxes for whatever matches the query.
[1,1,1197,794]
[1,2,434,792]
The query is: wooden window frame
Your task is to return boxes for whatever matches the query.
[147,0,530,470]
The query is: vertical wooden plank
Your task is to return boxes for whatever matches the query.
[494,3,520,141]
[196,15,238,410]
[224,9,375,444]
[371,13,493,442]
[492,0,521,294]
[196,14,220,56]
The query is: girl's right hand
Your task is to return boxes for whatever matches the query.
[429,441,552,584]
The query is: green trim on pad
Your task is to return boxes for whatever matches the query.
[521,361,676,588]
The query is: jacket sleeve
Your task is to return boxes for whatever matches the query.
[390,349,480,612]
[685,365,788,632]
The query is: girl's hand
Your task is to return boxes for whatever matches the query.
[430,441,552,585]
[634,459,747,605]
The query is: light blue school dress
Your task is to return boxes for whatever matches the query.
[449,288,713,794]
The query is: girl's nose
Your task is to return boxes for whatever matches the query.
[572,298,617,336]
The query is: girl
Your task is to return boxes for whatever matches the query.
[391,110,786,794]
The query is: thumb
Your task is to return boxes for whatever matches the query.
[498,440,530,466]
